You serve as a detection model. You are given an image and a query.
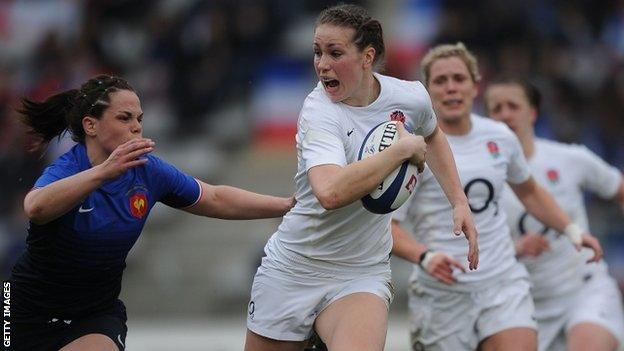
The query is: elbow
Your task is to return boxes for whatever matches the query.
[24,201,45,224]
[316,191,342,210]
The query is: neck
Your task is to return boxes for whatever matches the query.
[438,114,472,136]
[85,139,107,167]
[344,72,379,107]
[518,130,536,159]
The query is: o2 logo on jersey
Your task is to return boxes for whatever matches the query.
[546,169,559,185]
[487,141,500,159]
[518,211,550,236]
[464,178,498,215]
[129,193,148,219]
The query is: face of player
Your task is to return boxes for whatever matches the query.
[485,83,536,137]
[427,56,477,123]
[313,24,372,105]
[89,89,143,154]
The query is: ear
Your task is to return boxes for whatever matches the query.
[82,116,98,137]
[362,46,376,69]
[529,107,538,124]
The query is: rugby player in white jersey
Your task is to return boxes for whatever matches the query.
[485,76,624,351]
[391,43,603,351]
[243,6,478,351]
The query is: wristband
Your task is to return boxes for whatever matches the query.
[563,223,583,245]
[419,250,438,269]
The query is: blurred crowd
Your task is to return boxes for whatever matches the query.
[1,0,623,283]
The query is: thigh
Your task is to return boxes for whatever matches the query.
[315,292,388,351]
[479,328,537,351]
[409,284,478,351]
[244,329,308,351]
[59,334,119,351]
[567,323,618,351]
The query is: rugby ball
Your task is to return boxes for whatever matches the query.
[358,121,419,214]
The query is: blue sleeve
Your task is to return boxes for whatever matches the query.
[149,156,202,208]
[33,157,78,188]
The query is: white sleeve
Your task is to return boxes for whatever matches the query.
[506,132,532,184]
[576,145,622,198]
[299,102,347,171]
[411,82,438,138]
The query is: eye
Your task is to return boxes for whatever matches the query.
[331,50,342,58]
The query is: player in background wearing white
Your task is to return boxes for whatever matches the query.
[391,43,603,351]
[244,5,478,351]
[485,76,624,351]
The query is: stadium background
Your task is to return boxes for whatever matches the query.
[0,0,623,349]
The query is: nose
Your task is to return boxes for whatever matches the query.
[316,54,330,72]
[131,119,142,134]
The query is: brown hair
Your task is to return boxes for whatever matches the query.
[316,4,385,68]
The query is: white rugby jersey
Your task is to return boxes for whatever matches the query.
[501,138,621,299]
[394,114,531,289]
[265,73,438,269]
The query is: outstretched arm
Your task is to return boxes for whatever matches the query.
[425,126,479,270]
[183,181,295,219]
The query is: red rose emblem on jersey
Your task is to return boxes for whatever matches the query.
[547,169,559,184]
[390,110,406,123]
[487,141,500,158]
[129,193,148,219]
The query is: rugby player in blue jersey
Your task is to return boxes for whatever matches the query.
[8,75,295,351]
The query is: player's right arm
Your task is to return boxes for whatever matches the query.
[309,123,425,210]
[391,219,465,284]
[24,138,154,224]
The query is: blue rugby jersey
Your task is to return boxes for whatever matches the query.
[10,143,201,320]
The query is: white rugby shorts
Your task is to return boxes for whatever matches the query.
[246,256,394,341]
[408,275,536,350]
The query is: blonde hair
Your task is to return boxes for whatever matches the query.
[420,42,481,86]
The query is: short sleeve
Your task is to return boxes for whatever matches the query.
[411,82,438,138]
[299,99,347,171]
[149,156,202,208]
[505,131,531,184]
[576,145,622,198]
[34,160,78,188]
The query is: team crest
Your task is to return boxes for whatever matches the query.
[390,110,406,123]
[546,169,559,185]
[487,141,500,158]
[129,193,148,219]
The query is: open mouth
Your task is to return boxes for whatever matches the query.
[321,77,340,90]
[443,99,463,107]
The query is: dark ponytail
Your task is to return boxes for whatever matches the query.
[17,74,135,152]
[19,89,79,151]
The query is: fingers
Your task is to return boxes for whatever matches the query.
[395,121,407,137]
[447,257,466,273]
[416,160,425,173]
[468,237,479,270]
[431,261,457,285]
[583,236,603,263]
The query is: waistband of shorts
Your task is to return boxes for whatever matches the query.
[265,238,391,276]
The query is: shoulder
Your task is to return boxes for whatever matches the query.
[299,83,342,127]
[377,73,430,101]
[537,138,601,161]
[472,114,516,139]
